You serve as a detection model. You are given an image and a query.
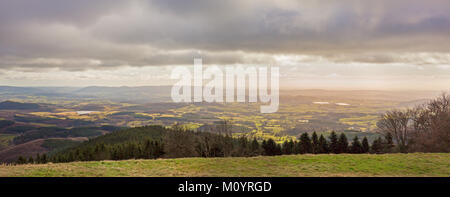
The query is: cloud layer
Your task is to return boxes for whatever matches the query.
[0,0,449,89]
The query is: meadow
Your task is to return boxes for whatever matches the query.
[1,153,448,177]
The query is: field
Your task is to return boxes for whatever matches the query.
[1,153,449,177]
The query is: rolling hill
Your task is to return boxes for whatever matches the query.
[0,138,85,163]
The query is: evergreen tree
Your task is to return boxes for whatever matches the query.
[370,137,383,154]
[17,156,26,164]
[261,140,267,155]
[288,140,295,154]
[294,140,302,154]
[36,153,41,164]
[262,139,277,156]
[337,133,349,153]
[28,156,34,164]
[275,144,282,155]
[282,139,295,155]
[41,153,48,163]
[67,151,75,162]
[154,141,164,158]
[282,141,289,154]
[143,140,152,159]
[361,137,370,153]
[311,132,319,154]
[298,133,312,153]
[350,136,363,153]
[238,136,250,156]
[328,131,339,153]
[250,138,260,156]
[318,134,329,153]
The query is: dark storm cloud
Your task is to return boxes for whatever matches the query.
[89,0,450,53]
[0,0,450,71]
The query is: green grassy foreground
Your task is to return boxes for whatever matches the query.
[1,153,449,177]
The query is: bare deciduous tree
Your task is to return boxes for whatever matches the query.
[377,93,450,153]
[410,93,450,152]
[376,109,414,152]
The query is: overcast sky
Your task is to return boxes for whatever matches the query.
[0,0,449,90]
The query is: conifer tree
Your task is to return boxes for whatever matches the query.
[154,141,164,158]
[350,136,363,153]
[282,139,295,155]
[250,138,260,155]
[294,140,302,154]
[299,133,312,153]
[36,153,41,164]
[28,156,34,164]
[261,140,267,155]
[311,132,319,154]
[143,140,152,159]
[275,143,282,155]
[337,133,349,153]
[328,131,339,153]
[288,139,295,154]
[361,137,370,153]
[237,136,249,156]
[17,156,26,164]
[282,141,289,154]
[370,137,383,154]
[41,153,48,163]
[262,139,277,156]
[318,134,329,153]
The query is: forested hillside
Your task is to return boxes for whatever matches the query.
[14,123,397,164]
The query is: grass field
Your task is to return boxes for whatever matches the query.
[0,153,449,177]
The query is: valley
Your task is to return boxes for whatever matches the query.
[0,86,443,163]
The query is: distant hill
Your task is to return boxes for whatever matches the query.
[0,101,40,110]
[0,86,173,103]
[0,139,48,163]
[63,125,165,148]
[0,85,445,104]
[12,126,122,145]
[73,86,172,103]
[0,126,162,163]
[0,125,122,163]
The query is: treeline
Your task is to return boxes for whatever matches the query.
[377,93,450,153]
[15,127,395,164]
[259,131,393,156]
[15,139,165,164]
[16,153,49,164]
